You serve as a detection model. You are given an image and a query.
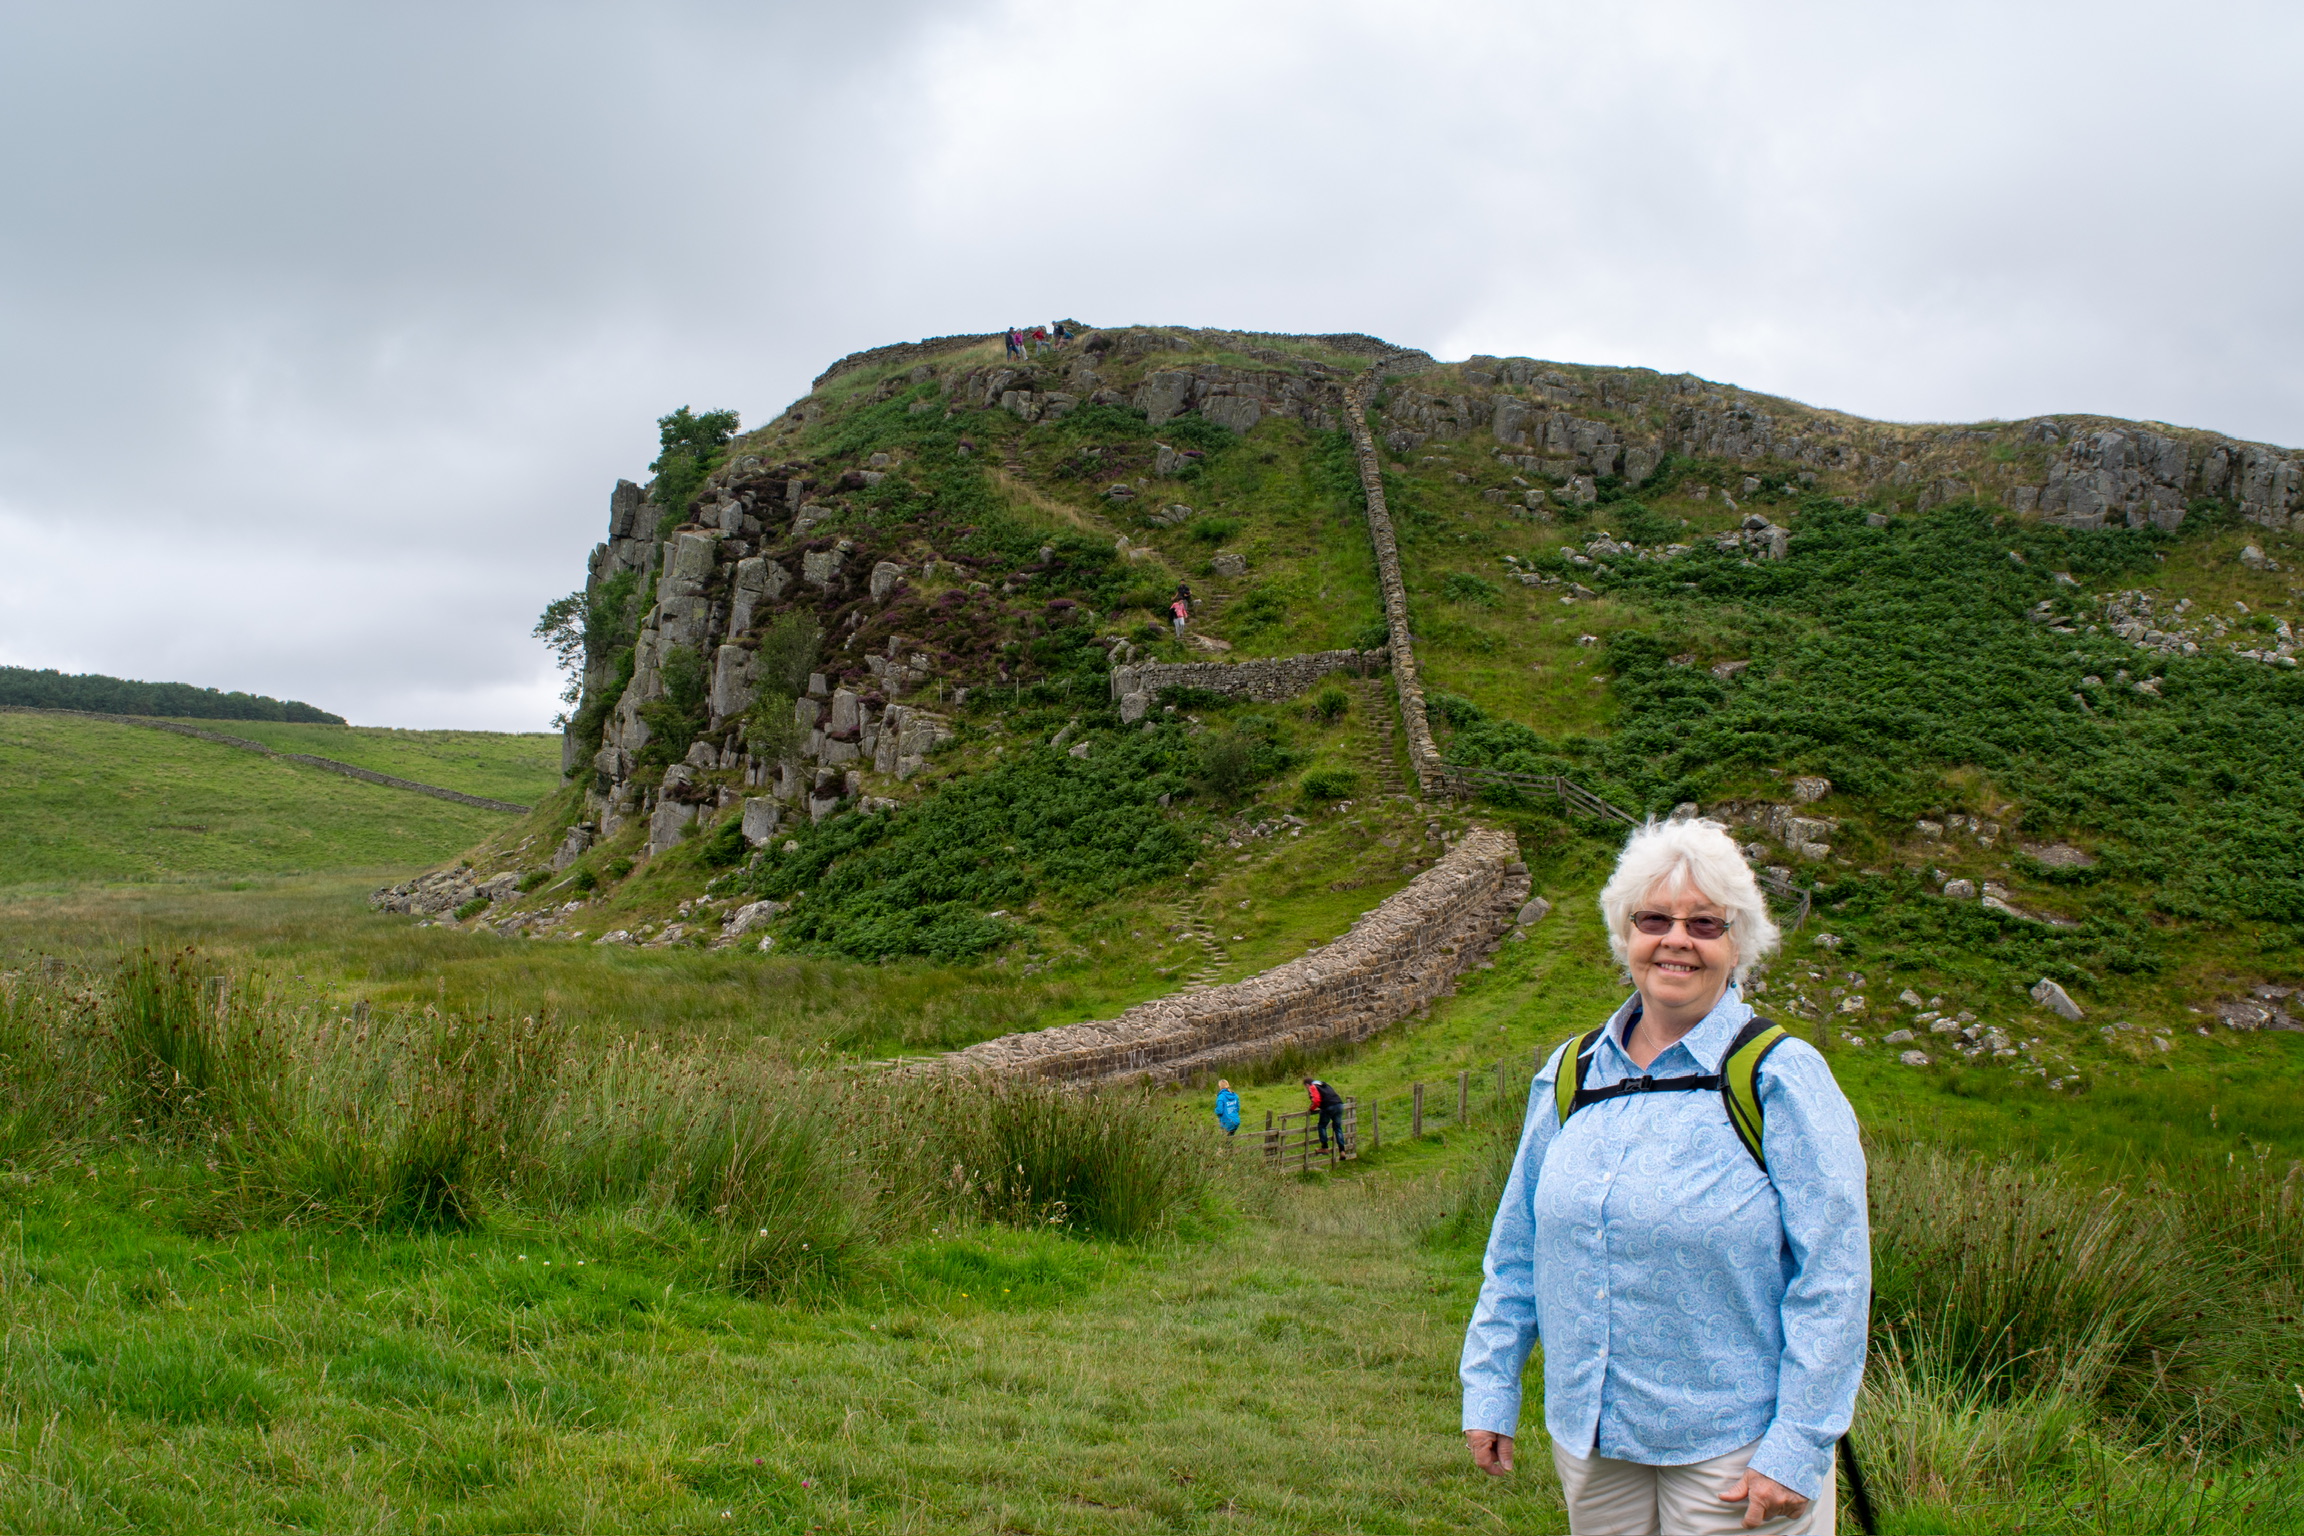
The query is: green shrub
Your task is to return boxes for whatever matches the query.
[647,406,739,532]
[1310,685,1349,724]
[516,868,551,894]
[453,897,490,922]
[747,726,1194,960]
[698,813,748,868]
[602,856,633,881]
[569,868,598,893]
[1189,516,1242,544]
[1297,767,1358,804]
[1192,717,1297,801]
[1442,572,1500,606]
[636,645,709,768]
[1607,499,1683,545]
[1230,586,1288,635]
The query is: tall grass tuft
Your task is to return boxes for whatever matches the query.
[897,1075,1221,1241]
[2,950,1226,1293]
[1870,1144,2196,1409]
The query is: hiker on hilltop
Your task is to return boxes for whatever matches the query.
[1053,321,1073,346]
[1170,595,1191,640]
[1004,329,1023,360]
[1304,1077,1346,1152]
[1031,325,1050,355]
[1459,817,1870,1534]
[1214,1079,1241,1137]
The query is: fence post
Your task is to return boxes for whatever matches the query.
[1458,1070,1469,1123]
[1413,1082,1424,1139]
[1264,1109,1275,1167]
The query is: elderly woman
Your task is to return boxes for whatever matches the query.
[1460,817,1868,1535]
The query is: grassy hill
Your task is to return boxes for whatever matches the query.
[0,713,559,886]
[2,328,2299,1531]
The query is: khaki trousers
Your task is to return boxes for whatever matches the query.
[1551,1437,1835,1536]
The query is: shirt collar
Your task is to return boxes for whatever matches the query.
[1602,985,1753,1075]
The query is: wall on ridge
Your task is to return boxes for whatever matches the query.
[937,828,1528,1085]
[1344,357,1447,795]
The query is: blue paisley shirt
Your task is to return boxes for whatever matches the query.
[1459,988,1869,1499]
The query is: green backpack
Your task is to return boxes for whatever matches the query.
[1552,1016,1789,1170]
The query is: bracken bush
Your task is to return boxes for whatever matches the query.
[1443,500,2304,933]
[738,723,1201,961]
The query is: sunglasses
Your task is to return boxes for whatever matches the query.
[1630,910,1732,940]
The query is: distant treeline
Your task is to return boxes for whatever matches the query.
[0,667,344,724]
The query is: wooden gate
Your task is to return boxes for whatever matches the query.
[1263,1099,1359,1172]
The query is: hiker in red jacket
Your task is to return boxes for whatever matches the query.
[1305,1077,1347,1152]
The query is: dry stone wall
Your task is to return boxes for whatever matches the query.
[1108,649,1385,721]
[1343,357,1449,796]
[938,827,1528,1085]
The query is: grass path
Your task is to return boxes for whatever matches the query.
[0,1163,1564,1534]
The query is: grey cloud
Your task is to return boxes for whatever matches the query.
[1,0,2298,726]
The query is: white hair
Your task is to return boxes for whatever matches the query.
[1597,817,1781,984]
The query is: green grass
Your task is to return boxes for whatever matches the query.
[181,719,563,804]
[0,714,522,886]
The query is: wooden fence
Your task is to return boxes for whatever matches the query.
[1262,1100,1360,1172]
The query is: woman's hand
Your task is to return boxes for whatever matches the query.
[1721,1468,1809,1529]
[1465,1430,1514,1476]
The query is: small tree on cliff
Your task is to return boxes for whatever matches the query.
[650,405,741,527]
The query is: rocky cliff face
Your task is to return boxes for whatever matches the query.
[1373,355,2301,535]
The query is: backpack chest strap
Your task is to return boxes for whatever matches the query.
[1567,1071,1719,1111]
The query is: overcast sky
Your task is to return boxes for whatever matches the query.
[4,0,2298,730]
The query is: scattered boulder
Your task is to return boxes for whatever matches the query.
[1898,1050,1932,1067]
[551,824,593,871]
[741,797,781,846]
[1943,879,1978,900]
[1792,776,1832,803]
[1211,552,1248,578]
[2029,977,2084,1020]
[1517,897,1552,927]
[722,900,786,939]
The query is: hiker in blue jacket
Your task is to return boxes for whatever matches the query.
[1460,816,1869,1535]
[1213,1079,1240,1136]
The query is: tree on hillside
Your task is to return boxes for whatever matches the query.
[650,406,741,526]
[533,591,585,728]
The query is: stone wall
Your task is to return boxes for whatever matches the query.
[1108,649,1385,720]
[1343,358,1448,796]
[937,828,1527,1085]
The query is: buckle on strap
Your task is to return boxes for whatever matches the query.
[1626,1074,1655,1094]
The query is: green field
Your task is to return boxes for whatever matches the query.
[0,714,552,887]
[193,719,563,805]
